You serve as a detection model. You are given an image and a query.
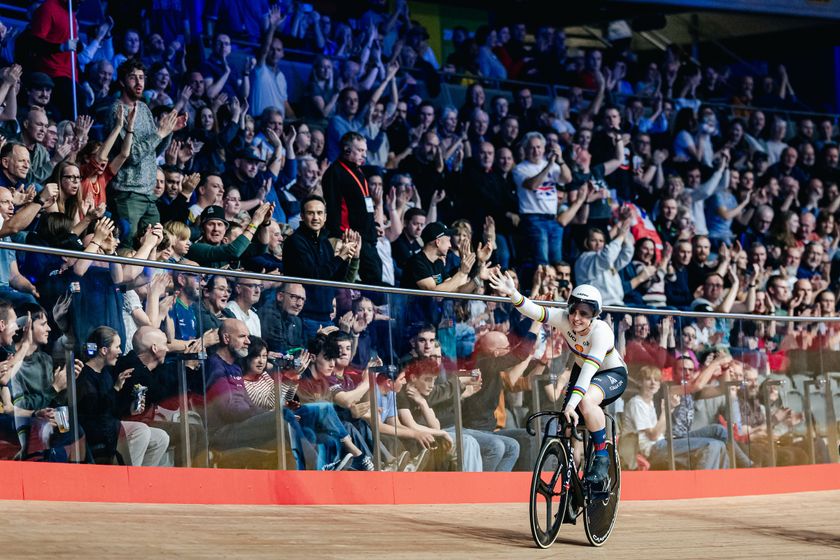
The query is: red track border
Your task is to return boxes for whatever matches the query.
[0,462,838,505]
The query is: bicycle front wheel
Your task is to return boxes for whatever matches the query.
[583,442,621,547]
[529,438,570,549]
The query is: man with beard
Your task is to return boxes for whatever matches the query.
[107,59,185,247]
[186,202,272,269]
[205,319,306,454]
[398,131,446,209]
[155,165,191,224]
[169,272,201,342]
[21,72,60,122]
[222,147,269,210]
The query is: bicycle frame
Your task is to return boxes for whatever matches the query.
[527,410,619,512]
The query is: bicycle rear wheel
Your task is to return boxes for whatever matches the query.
[529,438,570,549]
[583,442,621,547]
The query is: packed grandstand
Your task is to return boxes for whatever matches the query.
[0,0,835,472]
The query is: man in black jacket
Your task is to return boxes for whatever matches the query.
[458,142,518,269]
[258,282,307,354]
[113,326,207,466]
[283,195,360,340]
[322,131,382,285]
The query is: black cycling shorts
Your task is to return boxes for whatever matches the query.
[563,363,628,409]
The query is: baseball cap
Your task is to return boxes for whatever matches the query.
[420,222,455,245]
[54,234,84,252]
[691,298,715,313]
[234,146,265,162]
[200,205,229,226]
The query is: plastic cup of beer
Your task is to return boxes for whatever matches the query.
[55,406,70,433]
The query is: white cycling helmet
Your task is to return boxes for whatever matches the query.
[567,284,603,317]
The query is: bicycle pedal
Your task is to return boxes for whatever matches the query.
[586,478,610,501]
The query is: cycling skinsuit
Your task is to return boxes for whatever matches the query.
[511,291,627,411]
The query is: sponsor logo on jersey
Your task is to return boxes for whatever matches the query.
[575,344,584,353]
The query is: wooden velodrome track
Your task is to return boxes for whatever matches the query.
[5,490,839,558]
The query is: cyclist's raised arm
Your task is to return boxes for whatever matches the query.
[488,270,563,326]
[564,322,614,411]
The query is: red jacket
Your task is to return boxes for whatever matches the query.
[30,0,79,80]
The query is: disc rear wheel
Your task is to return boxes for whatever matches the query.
[583,442,621,547]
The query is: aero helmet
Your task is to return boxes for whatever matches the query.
[567,284,603,317]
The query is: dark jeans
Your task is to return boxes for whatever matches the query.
[0,285,37,308]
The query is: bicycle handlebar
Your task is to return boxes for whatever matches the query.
[525,411,584,441]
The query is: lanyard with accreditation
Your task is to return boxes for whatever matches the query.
[338,160,375,213]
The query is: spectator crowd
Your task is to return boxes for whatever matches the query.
[0,0,834,470]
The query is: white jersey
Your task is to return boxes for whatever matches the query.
[511,290,625,410]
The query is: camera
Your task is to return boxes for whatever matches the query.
[371,364,398,380]
[272,353,302,371]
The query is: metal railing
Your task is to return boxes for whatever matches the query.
[4,240,838,469]
[7,240,840,323]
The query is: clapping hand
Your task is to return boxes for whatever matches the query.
[475,241,492,264]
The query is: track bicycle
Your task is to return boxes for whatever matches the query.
[526,410,621,548]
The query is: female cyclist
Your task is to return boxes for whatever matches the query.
[489,271,627,483]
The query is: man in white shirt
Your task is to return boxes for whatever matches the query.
[512,132,571,286]
[250,7,294,118]
[226,278,263,337]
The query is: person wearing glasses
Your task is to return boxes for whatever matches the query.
[226,278,264,337]
[258,282,307,355]
[197,276,232,332]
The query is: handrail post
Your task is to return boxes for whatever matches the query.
[368,369,382,471]
[450,374,465,472]
[530,374,544,451]
[803,379,823,464]
[274,374,287,471]
[762,380,784,468]
[722,381,742,469]
[663,382,677,471]
[823,372,839,463]
[176,360,192,468]
[64,349,82,463]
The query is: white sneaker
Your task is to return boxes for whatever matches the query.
[323,452,353,471]
[403,449,430,472]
